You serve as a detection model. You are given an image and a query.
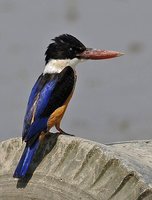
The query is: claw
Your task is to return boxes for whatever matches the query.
[60,132,75,136]
[58,128,75,136]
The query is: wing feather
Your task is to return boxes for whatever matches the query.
[22,66,75,144]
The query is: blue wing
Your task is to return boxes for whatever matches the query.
[22,66,75,144]
[14,67,75,178]
[22,74,58,142]
[14,75,58,178]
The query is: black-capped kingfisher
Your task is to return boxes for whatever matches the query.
[13,34,123,178]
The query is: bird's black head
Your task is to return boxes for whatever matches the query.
[45,34,86,64]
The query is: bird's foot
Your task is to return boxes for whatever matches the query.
[58,129,75,136]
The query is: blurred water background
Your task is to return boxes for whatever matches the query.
[0,0,152,143]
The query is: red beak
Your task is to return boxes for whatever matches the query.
[77,48,124,60]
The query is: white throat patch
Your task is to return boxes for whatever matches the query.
[43,58,81,74]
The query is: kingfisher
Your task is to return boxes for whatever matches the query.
[13,34,123,178]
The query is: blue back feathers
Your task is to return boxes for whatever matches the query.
[14,66,75,178]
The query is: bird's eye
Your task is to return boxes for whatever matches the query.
[69,47,73,51]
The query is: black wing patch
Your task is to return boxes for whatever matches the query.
[41,66,75,117]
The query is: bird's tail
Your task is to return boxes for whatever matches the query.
[13,139,40,178]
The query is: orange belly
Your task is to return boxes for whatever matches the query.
[47,91,74,130]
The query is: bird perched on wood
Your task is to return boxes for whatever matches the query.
[13,34,123,178]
